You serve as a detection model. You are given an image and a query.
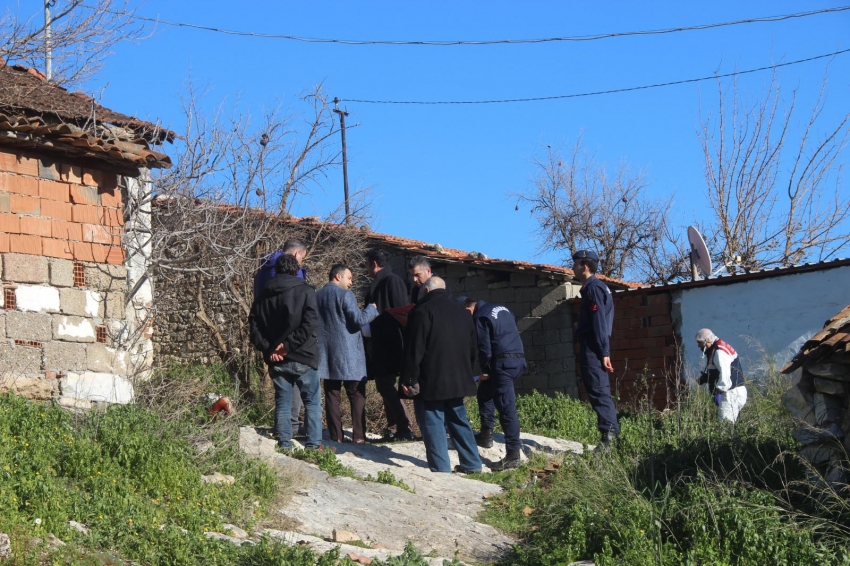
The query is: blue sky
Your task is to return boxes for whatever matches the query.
[8,1,850,269]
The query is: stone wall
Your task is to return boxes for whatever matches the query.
[0,148,150,408]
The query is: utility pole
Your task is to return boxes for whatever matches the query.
[44,0,53,81]
[333,97,350,224]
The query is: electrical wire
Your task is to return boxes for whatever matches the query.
[339,47,850,105]
[86,4,850,46]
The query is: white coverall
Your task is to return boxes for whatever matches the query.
[706,342,747,422]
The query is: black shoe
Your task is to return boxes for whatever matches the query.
[394,430,416,441]
[595,431,618,453]
[453,464,482,474]
[475,428,494,449]
[490,449,522,471]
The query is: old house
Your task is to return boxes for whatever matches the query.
[0,63,173,407]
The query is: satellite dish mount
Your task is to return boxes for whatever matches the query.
[687,226,712,281]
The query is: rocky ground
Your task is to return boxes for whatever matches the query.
[238,427,585,565]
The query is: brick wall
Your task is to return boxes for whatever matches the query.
[387,253,582,397]
[0,148,140,408]
[572,289,681,410]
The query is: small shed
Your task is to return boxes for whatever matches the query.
[0,62,173,407]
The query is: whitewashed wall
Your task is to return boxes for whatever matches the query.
[675,265,850,380]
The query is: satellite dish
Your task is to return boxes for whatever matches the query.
[687,226,712,280]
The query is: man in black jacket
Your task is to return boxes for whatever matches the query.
[400,277,483,473]
[364,248,415,441]
[250,254,322,450]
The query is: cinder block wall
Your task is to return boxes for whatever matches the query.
[571,289,680,409]
[0,148,136,408]
[387,253,583,398]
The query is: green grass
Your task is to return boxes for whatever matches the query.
[472,375,850,566]
[365,469,414,492]
[287,447,359,478]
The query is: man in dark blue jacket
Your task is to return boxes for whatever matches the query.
[461,297,526,470]
[249,254,322,450]
[573,250,620,450]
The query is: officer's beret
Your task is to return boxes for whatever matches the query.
[571,250,599,262]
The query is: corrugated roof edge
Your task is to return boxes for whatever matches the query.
[612,257,850,294]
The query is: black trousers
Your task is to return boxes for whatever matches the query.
[579,343,620,434]
[477,358,523,451]
[374,374,411,434]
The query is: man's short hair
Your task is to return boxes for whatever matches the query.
[365,248,390,267]
[328,264,350,281]
[461,297,478,309]
[577,257,599,274]
[283,238,307,254]
[275,253,301,276]
[422,276,445,291]
[408,255,431,271]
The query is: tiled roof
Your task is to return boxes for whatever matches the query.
[0,62,174,172]
[782,304,850,374]
[286,216,641,290]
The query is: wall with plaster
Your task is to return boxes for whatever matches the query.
[675,264,850,379]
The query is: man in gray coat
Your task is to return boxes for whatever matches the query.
[317,264,378,443]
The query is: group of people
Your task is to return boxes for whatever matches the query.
[249,240,745,476]
[248,241,542,472]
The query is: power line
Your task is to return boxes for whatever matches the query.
[339,47,850,105]
[88,4,850,46]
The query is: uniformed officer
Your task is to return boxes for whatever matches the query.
[572,250,620,450]
[695,328,747,422]
[460,296,526,470]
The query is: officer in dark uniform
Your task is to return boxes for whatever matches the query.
[460,296,526,470]
[572,250,620,450]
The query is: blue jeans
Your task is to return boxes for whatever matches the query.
[270,361,322,449]
[414,398,482,473]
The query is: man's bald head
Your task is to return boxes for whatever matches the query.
[422,276,445,291]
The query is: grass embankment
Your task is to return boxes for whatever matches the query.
[471,379,850,565]
[0,364,446,565]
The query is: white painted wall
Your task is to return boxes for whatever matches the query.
[675,265,850,380]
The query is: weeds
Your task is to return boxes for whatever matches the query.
[365,469,414,492]
[477,373,850,565]
[287,447,359,478]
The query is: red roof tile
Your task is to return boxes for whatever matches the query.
[0,63,173,172]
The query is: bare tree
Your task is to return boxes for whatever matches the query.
[518,139,675,282]
[0,0,146,86]
[124,84,371,397]
[699,73,850,271]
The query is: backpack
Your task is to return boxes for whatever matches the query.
[254,251,286,298]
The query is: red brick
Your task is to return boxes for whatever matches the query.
[9,234,42,255]
[100,207,124,227]
[0,151,38,176]
[97,172,118,190]
[99,188,121,207]
[81,223,114,244]
[41,199,73,221]
[10,195,40,215]
[0,213,21,234]
[648,293,670,305]
[105,246,125,265]
[82,170,97,186]
[90,243,110,263]
[61,164,83,184]
[20,216,52,237]
[38,180,70,202]
[72,241,95,262]
[651,315,672,326]
[70,185,100,205]
[0,232,8,252]
[0,173,39,196]
[42,238,74,260]
[648,303,669,316]
[72,204,99,224]
[52,220,83,242]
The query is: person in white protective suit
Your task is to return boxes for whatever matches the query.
[695,328,748,422]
